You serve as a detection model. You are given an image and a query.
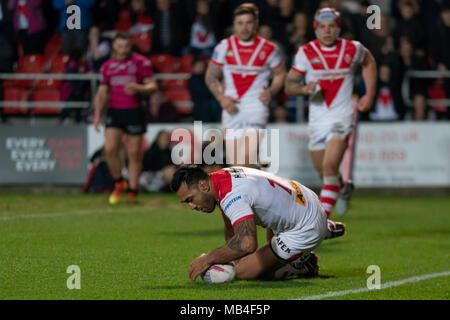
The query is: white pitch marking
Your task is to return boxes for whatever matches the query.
[0,206,153,221]
[294,270,450,300]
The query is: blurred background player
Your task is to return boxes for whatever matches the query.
[170,165,345,282]
[94,33,157,204]
[205,3,286,168]
[284,8,377,217]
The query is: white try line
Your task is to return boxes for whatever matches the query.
[0,206,153,221]
[294,270,450,300]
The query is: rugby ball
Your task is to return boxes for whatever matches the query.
[202,264,236,283]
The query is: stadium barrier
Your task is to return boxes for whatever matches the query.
[402,70,450,107]
[0,73,191,109]
[1,122,448,187]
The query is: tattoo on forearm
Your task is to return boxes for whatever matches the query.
[205,63,224,99]
[227,219,256,253]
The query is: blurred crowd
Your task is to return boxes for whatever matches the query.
[1,0,450,122]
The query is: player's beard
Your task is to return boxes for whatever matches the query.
[237,30,256,42]
[199,192,216,213]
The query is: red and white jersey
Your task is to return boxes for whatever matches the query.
[292,38,366,124]
[211,35,282,106]
[210,167,321,234]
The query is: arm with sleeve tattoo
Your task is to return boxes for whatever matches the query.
[205,61,238,114]
[205,62,225,100]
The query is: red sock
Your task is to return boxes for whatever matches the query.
[320,176,340,217]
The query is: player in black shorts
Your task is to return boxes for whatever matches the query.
[94,33,157,204]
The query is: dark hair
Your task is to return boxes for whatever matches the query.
[170,165,209,192]
[112,32,131,42]
[233,3,259,20]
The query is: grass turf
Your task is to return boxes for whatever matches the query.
[0,193,449,300]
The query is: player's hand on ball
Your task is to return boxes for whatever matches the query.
[218,95,239,115]
[189,253,211,282]
[357,94,373,112]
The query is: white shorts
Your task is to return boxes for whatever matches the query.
[270,197,329,261]
[308,116,354,151]
[222,101,268,140]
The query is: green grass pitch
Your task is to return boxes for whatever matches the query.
[0,193,449,300]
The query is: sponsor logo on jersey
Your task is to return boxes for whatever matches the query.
[311,57,321,64]
[226,51,234,57]
[224,195,242,212]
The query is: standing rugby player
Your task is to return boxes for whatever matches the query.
[205,3,286,167]
[94,33,157,204]
[285,8,377,216]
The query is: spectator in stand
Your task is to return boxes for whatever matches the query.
[60,47,90,124]
[128,0,154,36]
[271,105,289,123]
[148,89,180,123]
[368,64,405,121]
[349,0,372,47]
[365,13,395,65]
[286,12,313,58]
[183,0,217,57]
[52,0,94,54]
[398,38,429,121]
[188,55,221,122]
[91,0,119,32]
[392,0,426,50]
[140,130,176,192]
[0,1,15,73]
[86,26,111,72]
[270,0,295,53]
[7,0,47,55]
[150,0,188,56]
[1,1,15,53]
[431,3,450,120]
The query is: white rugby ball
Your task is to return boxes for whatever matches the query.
[202,264,236,283]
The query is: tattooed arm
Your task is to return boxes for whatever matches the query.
[189,218,258,281]
[284,69,317,97]
[205,61,239,114]
[205,61,225,100]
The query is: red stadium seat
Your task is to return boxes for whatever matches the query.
[49,54,69,73]
[149,54,178,73]
[17,54,47,73]
[164,88,192,114]
[178,54,194,73]
[2,79,18,88]
[2,88,30,115]
[427,79,447,114]
[44,34,62,60]
[164,78,188,90]
[131,32,152,54]
[16,54,47,88]
[36,54,69,88]
[115,10,133,31]
[31,88,61,115]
